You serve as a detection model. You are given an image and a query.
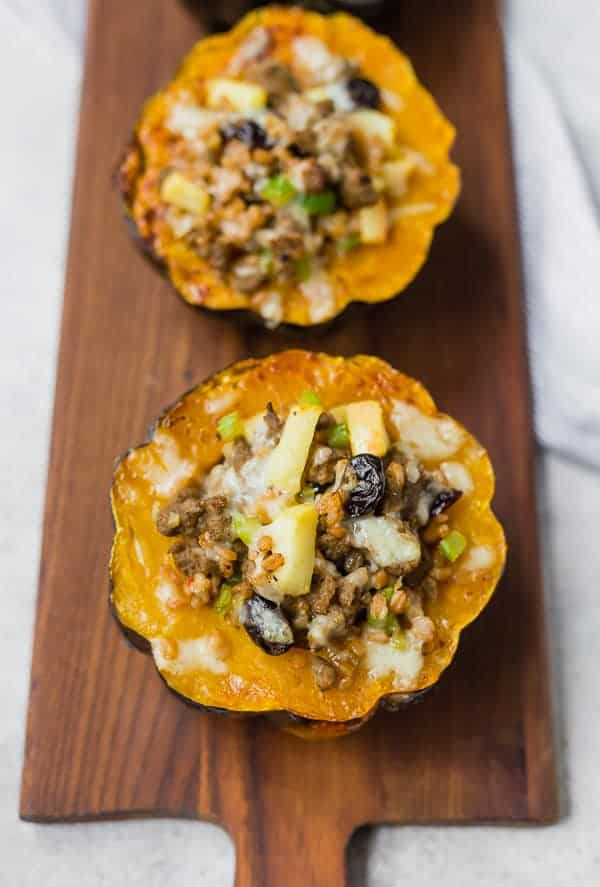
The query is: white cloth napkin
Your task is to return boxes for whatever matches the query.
[4,0,598,465]
[504,1,600,468]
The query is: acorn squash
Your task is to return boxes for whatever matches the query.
[118,7,459,327]
[110,351,505,738]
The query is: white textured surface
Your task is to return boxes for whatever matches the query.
[506,1,600,468]
[1,1,599,884]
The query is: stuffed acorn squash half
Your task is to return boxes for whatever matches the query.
[110,352,505,738]
[118,6,459,327]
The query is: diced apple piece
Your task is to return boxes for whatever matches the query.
[263,504,318,598]
[167,104,222,138]
[349,516,421,571]
[359,201,389,245]
[382,157,418,199]
[346,400,390,456]
[206,77,267,111]
[330,401,389,456]
[267,405,321,494]
[349,110,397,148]
[160,172,211,215]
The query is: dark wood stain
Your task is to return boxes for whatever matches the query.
[20,0,559,883]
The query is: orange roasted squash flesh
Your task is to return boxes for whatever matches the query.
[110,352,506,734]
[118,6,460,327]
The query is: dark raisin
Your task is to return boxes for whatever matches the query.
[220,119,272,149]
[430,489,462,517]
[242,595,294,655]
[346,76,381,109]
[344,454,386,517]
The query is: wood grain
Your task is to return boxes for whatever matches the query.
[20,0,559,883]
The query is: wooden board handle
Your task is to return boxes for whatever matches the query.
[214,719,355,887]
[232,821,348,887]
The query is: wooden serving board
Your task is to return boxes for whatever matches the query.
[20,0,559,883]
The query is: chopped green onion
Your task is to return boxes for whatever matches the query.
[297,190,337,216]
[367,614,387,630]
[231,512,261,545]
[338,234,361,253]
[258,248,274,275]
[381,586,395,603]
[214,583,233,615]
[439,529,467,563]
[217,411,244,442]
[299,390,321,406]
[294,256,312,282]
[327,421,350,449]
[261,175,297,207]
[367,612,398,635]
[385,613,399,634]
[299,484,316,502]
[391,630,408,651]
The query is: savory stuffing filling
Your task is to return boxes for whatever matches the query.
[153,395,470,692]
[134,25,433,323]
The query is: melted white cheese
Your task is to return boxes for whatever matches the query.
[204,452,291,521]
[460,544,496,573]
[143,431,193,498]
[441,461,474,495]
[365,637,423,690]
[391,403,464,461]
[152,636,228,675]
[155,577,177,607]
[228,26,271,74]
[300,272,336,323]
[243,412,273,454]
[228,674,247,693]
[165,208,195,239]
[403,149,435,175]
[134,538,148,572]
[389,202,436,221]
[307,612,345,650]
[206,456,265,510]
[167,104,224,139]
[256,290,283,329]
[349,516,421,569]
[292,37,345,83]
[204,389,238,415]
[380,88,404,112]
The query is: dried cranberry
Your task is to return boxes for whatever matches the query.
[220,119,272,149]
[347,76,381,109]
[344,454,386,517]
[242,595,294,655]
[430,489,462,517]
